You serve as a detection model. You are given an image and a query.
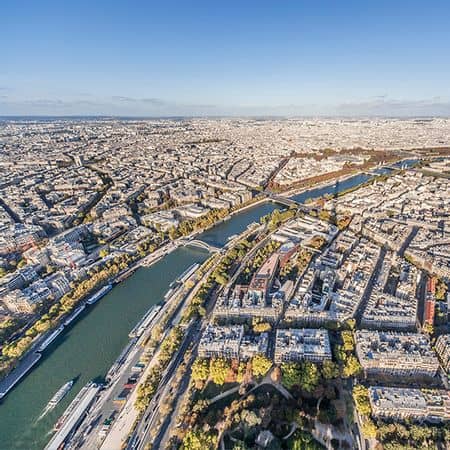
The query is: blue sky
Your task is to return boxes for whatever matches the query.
[1,0,450,116]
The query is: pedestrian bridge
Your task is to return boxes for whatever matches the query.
[182,239,221,253]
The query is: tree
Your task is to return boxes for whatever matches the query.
[232,442,249,450]
[342,355,361,378]
[353,385,371,416]
[341,331,354,352]
[299,362,320,393]
[361,418,377,438]
[251,354,272,378]
[281,362,302,389]
[209,358,229,385]
[241,409,261,427]
[191,358,210,383]
[252,320,271,333]
[181,430,217,450]
[321,360,339,380]
[213,272,229,286]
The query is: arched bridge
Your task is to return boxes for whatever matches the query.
[183,239,221,253]
[268,194,309,211]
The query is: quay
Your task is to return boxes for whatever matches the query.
[0,285,112,401]
[45,382,102,450]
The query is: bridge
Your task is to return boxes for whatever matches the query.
[182,239,222,253]
[268,194,309,211]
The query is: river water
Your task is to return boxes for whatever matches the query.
[0,161,417,449]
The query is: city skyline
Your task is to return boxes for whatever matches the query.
[2,0,450,116]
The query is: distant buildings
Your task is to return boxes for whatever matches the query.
[423,277,436,327]
[286,235,380,326]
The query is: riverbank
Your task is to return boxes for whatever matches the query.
[0,158,422,448]
[277,157,418,199]
[0,158,420,401]
[0,246,210,450]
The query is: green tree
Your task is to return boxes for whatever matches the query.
[281,362,302,389]
[181,430,217,450]
[321,360,339,380]
[251,354,272,377]
[191,358,210,383]
[209,358,229,385]
[342,355,361,378]
[299,362,320,393]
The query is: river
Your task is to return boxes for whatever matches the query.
[0,160,417,449]
[0,203,282,449]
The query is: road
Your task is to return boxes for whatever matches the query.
[72,279,193,449]
[127,322,201,450]
[127,227,273,450]
[76,248,224,449]
[354,246,386,325]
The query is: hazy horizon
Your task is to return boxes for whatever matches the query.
[2,0,450,116]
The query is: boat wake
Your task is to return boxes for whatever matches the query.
[36,380,74,421]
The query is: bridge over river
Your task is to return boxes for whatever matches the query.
[181,238,222,253]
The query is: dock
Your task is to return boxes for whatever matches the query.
[0,352,41,400]
[45,382,102,450]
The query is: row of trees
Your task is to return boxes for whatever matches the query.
[280,360,340,393]
[260,207,297,231]
[238,240,281,284]
[333,331,362,378]
[1,259,123,362]
[135,326,184,412]
[168,207,231,240]
[376,421,450,450]
[191,354,273,388]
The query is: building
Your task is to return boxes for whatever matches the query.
[435,334,450,374]
[239,333,269,360]
[249,254,279,298]
[198,325,243,359]
[198,324,268,360]
[369,386,450,423]
[361,292,418,331]
[355,330,439,379]
[423,277,436,327]
[274,328,331,364]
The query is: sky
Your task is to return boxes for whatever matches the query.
[1,0,450,116]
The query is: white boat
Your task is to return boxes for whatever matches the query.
[38,380,74,419]
[37,326,64,353]
[86,284,112,305]
[49,380,74,407]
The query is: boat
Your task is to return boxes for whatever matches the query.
[177,263,199,283]
[47,383,102,449]
[128,305,162,338]
[63,305,86,327]
[49,380,74,408]
[53,382,93,431]
[37,326,65,353]
[38,380,74,419]
[86,284,112,305]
